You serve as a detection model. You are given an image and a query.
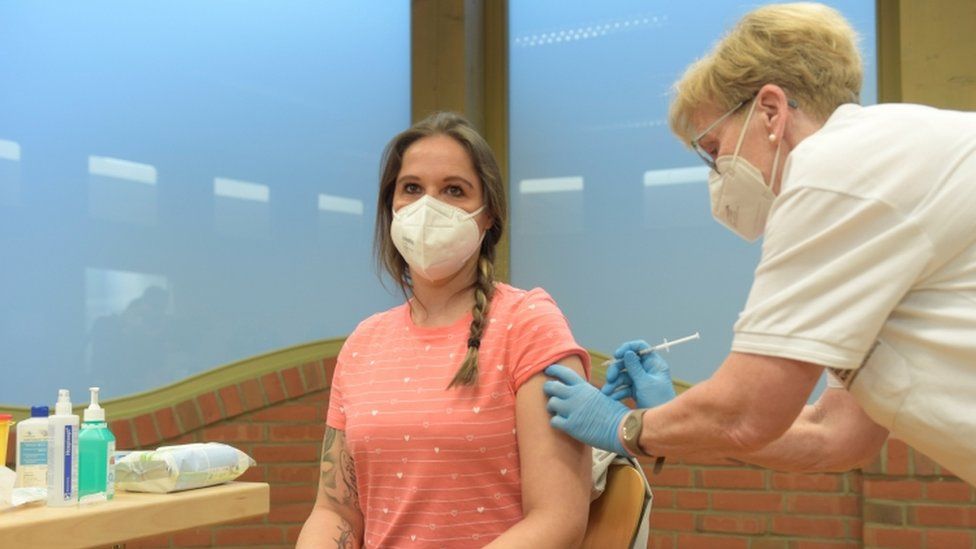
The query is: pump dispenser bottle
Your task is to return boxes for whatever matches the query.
[47,389,79,507]
[79,387,115,501]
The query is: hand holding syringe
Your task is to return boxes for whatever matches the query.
[600,332,700,369]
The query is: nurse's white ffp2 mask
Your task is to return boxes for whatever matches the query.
[707,99,782,242]
[391,195,485,281]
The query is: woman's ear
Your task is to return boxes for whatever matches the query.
[756,84,790,139]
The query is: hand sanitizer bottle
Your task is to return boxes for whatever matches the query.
[47,389,79,507]
[79,387,116,502]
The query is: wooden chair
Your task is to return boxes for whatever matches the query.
[581,462,649,548]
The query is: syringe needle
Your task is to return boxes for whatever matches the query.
[601,332,701,368]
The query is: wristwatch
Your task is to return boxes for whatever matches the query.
[620,409,648,457]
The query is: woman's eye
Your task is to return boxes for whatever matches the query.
[403,183,421,194]
[444,185,464,197]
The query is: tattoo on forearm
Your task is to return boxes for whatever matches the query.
[319,427,360,510]
[335,518,355,548]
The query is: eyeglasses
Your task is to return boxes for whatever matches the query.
[690,95,800,171]
[689,98,751,171]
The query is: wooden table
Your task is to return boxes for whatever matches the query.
[0,481,269,548]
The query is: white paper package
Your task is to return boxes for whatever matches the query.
[115,443,256,493]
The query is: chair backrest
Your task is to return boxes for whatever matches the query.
[581,463,647,549]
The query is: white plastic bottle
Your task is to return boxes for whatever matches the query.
[15,405,49,488]
[47,389,79,507]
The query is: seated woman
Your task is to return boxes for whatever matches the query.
[297,112,591,548]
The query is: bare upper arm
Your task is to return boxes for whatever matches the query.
[515,355,591,527]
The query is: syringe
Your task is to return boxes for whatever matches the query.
[601,332,701,368]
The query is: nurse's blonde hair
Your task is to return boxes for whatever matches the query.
[669,2,862,144]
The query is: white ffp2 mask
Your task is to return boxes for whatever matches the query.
[391,195,485,281]
[707,98,782,242]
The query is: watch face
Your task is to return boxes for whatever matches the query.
[624,413,641,440]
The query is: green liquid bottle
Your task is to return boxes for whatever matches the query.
[79,387,116,501]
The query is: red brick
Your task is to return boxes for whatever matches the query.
[674,490,708,510]
[911,504,976,528]
[249,405,319,422]
[925,529,975,547]
[648,465,693,487]
[649,510,695,531]
[651,488,675,509]
[269,502,314,523]
[202,423,265,443]
[219,385,245,417]
[240,379,266,411]
[281,367,305,398]
[771,516,847,538]
[698,514,765,534]
[302,360,326,391]
[175,399,203,432]
[749,540,789,549]
[285,524,303,544]
[864,501,906,525]
[133,413,160,447]
[214,526,284,545]
[862,453,884,474]
[864,478,924,499]
[913,450,943,476]
[196,392,223,425]
[925,480,973,502]
[787,494,859,516]
[268,464,319,484]
[322,357,338,386]
[864,525,923,548]
[126,533,172,548]
[271,484,317,504]
[699,469,766,490]
[262,372,287,404]
[269,424,326,442]
[676,533,748,549]
[771,473,841,492]
[793,542,860,549]
[239,465,267,482]
[172,527,213,547]
[110,419,136,451]
[251,443,320,463]
[649,534,675,549]
[711,492,783,513]
[154,407,181,440]
[885,438,910,475]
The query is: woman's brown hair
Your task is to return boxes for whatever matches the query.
[374,112,507,388]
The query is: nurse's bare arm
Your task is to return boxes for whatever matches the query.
[637,352,824,458]
[730,386,889,472]
[484,355,591,549]
[296,427,364,549]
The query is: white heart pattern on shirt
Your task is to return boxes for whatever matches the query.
[472,406,480,414]
[396,472,403,479]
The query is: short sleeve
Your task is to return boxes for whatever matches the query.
[506,288,591,389]
[326,352,348,430]
[732,187,934,370]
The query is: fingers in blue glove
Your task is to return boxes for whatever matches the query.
[613,339,651,360]
[545,364,585,385]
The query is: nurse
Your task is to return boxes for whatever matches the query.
[544,2,976,486]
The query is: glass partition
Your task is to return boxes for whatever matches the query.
[0,1,409,405]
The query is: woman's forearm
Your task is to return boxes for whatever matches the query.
[296,507,362,549]
[483,511,586,549]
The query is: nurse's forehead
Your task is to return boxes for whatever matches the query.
[690,104,730,134]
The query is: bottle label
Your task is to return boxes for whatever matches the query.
[63,425,74,501]
[19,440,47,465]
[107,440,116,499]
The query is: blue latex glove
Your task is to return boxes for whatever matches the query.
[544,364,630,456]
[601,340,677,409]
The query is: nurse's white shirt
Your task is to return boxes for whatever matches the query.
[732,103,976,486]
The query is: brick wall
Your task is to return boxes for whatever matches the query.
[6,357,971,548]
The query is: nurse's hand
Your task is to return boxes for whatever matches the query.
[601,340,677,409]
[544,364,630,456]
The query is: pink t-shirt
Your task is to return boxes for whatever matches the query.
[327,283,590,548]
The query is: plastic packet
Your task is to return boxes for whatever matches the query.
[115,443,256,493]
